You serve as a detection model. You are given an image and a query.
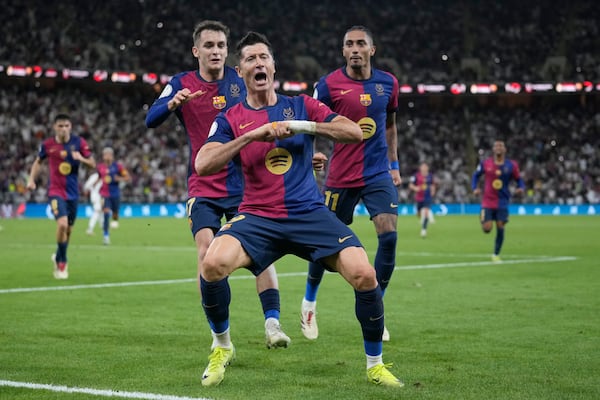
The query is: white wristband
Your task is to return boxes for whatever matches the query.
[287,120,316,134]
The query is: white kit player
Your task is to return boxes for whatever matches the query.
[83,172,103,235]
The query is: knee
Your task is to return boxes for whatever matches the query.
[201,255,229,282]
[348,265,378,291]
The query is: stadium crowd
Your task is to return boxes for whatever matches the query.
[1,0,598,82]
[1,0,599,209]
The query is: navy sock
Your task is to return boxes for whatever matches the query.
[355,287,384,356]
[374,231,397,293]
[259,288,280,320]
[56,242,68,263]
[199,276,231,333]
[103,212,110,235]
[304,262,325,301]
[495,228,505,255]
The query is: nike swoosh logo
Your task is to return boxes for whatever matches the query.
[338,235,353,243]
[340,89,353,95]
[370,314,384,321]
[390,203,398,208]
[239,121,255,129]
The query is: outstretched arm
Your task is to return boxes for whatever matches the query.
[288,115,362,143]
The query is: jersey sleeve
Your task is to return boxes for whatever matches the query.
[79,137,92,158]
[145,75,184,128]
[471,161,484,190]
[387,73,400,113]
[302,94,337,123]
[511,160,525,189]
[206,113,234,144]
[312,77,331,106]
[37,141,47,160]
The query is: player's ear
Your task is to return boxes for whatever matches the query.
[370,45,376,56]
[192,46,199,58]
[235,65,242,78]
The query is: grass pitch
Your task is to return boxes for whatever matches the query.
[0,214,598,400]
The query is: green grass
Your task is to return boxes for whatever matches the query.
[0,215,599,400]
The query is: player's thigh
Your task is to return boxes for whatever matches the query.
[480,208,494,231]
[323,246,377,291]
[362,180,398,234]
[322,186,361,225]
[202,234,252,280]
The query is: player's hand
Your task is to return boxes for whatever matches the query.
[26,180,36,191]
[514,188,524,196]
[473,188,481,196]
[168,88,204,110]
[252,122,295,142]
[390,169,402,186]
[312,152,328,171]
[71,150,83,161]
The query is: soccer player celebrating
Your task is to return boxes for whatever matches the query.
[301,25,401,342]
[472,140,525,262]
[194,31,403,388]
[27,114,96,279]
[409,162,436,238]
[97,147,130,245]
[145,21,290,349]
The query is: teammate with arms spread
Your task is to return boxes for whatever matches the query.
[409,162,436,238]
[301,25,401,342]
[194,31,403,388]
[472,140,525,262]
[27,114,96,279]
[97,147,130,245]
[145,21,289,349]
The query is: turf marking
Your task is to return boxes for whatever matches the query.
[0,256,577,295]
[0,379,212,400]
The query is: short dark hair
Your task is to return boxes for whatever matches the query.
[235,31,273,60]
[344,25,375,45]
[54,114,70,123]
[192,20,230,45]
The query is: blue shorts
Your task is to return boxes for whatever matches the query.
[102,196,120,214]
[215,208,364,276]
[417,200,432,212]
[49,196,78,226]
[324,178,398,225]
[481,208,509,223]
[188,195,242,237]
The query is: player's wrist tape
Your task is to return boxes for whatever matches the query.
[287,120,316,133]
[389,161,399,170]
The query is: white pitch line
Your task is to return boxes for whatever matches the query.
[0,256,576,295]
[0,379,212,400]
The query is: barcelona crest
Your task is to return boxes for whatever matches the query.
[212,95,226,110]
[360,93,372,106]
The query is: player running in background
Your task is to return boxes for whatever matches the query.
[472,140,525,262]
[145,21,290,349]
[301,25,401,342]
[83,171,103,235]
[194,31,403,388]
[409,162,436,238]
[26,114,96,279]
[97,147,130,245]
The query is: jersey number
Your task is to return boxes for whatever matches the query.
[324,191,339,212]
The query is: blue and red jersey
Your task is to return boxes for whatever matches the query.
[410,172,434,203]
[145,66,245,198]
[207,94,337,218]
[98,161,127,198]
[313,67,399,188]
[472,158,525,209]
[37,135,92,200]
